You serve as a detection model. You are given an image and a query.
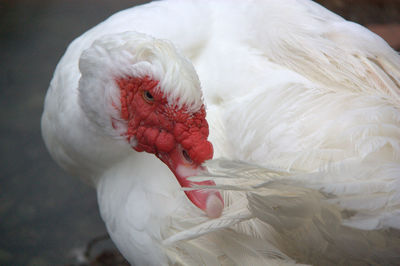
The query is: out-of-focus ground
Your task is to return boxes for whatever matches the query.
[0,0,398,266]
[316,0,400,50]
[0,1,147,265]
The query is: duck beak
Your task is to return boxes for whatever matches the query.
[157,145,224,218]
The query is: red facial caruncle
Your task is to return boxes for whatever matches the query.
[116,76,223,218]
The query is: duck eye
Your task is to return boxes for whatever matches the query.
[142,90,154,103]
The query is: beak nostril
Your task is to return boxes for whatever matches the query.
[182,149,193,164]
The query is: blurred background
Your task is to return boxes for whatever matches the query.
[0,0,398,265]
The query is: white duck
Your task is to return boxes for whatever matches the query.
[42,0,400,265]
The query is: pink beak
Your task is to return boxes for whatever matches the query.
[157,145,224,218]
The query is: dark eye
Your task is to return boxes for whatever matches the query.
[142,90,154,103]
[182,149,193,164]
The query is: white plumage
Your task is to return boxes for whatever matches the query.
[42,0,400,265]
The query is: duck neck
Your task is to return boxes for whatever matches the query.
[95,151,188,264]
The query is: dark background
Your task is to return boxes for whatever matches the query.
[0,0,399,265]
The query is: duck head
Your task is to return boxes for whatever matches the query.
[78,31,223,218]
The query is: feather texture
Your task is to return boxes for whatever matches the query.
[177,159,400,265]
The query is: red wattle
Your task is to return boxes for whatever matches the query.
[116,75,223,217]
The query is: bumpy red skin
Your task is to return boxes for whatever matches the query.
[116,76,223,213]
